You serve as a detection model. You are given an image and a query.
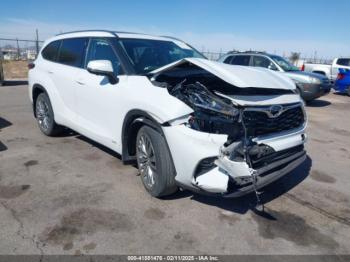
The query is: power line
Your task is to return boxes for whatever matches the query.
[0,38,43,43]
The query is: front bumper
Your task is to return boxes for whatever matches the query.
[334,82,350,93]
[223,149,306,198]
[301,83,331,101]
[163,124,307,197]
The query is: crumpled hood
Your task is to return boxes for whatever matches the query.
[151,58,296,90]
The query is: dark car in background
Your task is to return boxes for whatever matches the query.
[218,51,331,102]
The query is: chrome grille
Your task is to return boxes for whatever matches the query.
[243,103,305,137]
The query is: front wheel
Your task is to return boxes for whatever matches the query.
[136,126,178,197]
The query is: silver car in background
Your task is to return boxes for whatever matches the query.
[219,51,331,102]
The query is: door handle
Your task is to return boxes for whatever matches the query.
[48,70,54,74]
[75,80,85,85]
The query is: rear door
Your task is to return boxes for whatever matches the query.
[39,40,63,116]
[52,38,88,123]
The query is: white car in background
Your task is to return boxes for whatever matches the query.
[28,30,307,199]
[302,58,350,82]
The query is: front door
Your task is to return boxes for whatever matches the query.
[75,38,126,150]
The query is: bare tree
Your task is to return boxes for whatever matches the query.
[289,52,300,65]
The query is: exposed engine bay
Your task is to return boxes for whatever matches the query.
[170,81,243,138]
[151,63,303,140]
[150,61,307,205]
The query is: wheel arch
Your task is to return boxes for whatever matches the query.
[32,84,48,117]
[312,70,326,76]
[121,109,168,164]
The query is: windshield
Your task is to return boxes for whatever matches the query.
[118,39,205,74]
[271,55,300,72]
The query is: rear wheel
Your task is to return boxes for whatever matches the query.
[35,93,63,136]
[136,126,177,197]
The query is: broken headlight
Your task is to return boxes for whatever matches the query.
[185,84,239,117]
[170,81,242,137]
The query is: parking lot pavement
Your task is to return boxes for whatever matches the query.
[0,84,349,255]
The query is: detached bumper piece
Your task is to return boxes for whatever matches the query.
[193,143,306,197]
[223,145,306,198]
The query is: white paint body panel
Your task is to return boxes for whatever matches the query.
[163,124,306,190]
[195,167,229,193]
[152,58,297,90]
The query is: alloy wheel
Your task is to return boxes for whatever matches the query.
[36,99,51,132]
[137,134,157,189]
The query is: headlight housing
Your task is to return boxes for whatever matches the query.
[169,81,242,138]
[186,87,239,118]
[308,77,322,84]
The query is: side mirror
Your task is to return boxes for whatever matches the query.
[87,60,118,84]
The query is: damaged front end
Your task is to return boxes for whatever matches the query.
[151,58,307,198]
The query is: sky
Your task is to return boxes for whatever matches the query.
[0,0,349,59]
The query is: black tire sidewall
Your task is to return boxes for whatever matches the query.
[36,93,56,136]
[136,126,177,197]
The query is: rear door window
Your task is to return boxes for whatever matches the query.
[42,40,61,61]
[223,56,233,63]
[252,56,271,68]
[230,55,251,66]
[337,58,350,66]
[58,38,88,68]
[252,56,277,70]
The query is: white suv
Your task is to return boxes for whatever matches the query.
[29,30,307,198]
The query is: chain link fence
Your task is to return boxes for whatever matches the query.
[0,37,43,80]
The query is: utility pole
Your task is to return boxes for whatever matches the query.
[16,38,20,60]
[35,29,39,57]
[314,51,317,63]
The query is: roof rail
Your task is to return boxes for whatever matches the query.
[115,31,155,36]
[227,50,267,54]
[56,30,172,39]
[160,35,183,42]
[56,29,116,36]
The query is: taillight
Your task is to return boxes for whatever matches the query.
[337,73,345,80]
[28,62,35,69]
[301,64,305,71]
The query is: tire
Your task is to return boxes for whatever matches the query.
[296,86,307,103]
[136,125,177,197]
[35,93,63,136]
